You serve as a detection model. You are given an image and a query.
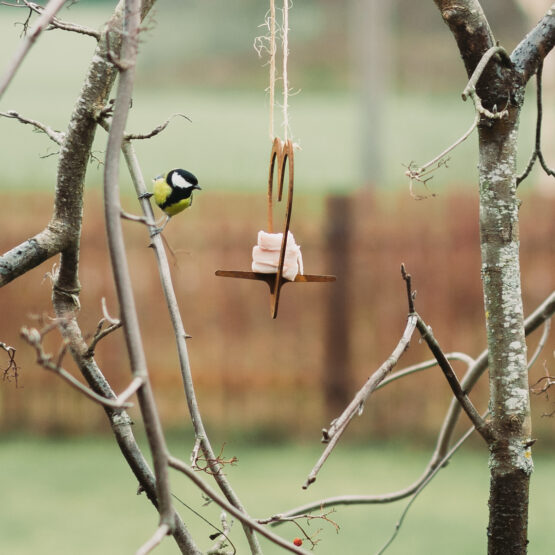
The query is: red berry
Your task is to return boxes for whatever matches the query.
[293,538,303,547]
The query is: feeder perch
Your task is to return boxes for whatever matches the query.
[216,138,336,319]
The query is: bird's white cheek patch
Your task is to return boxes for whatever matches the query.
[171,172,191,189]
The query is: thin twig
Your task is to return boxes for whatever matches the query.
[5,0,100,38]
[461,46,511,104]
[101,297,120,326]
[0,0,69,98]
[136,523,170,555]
[206,511,236,555]
[405,45,511,196]
[528,320,551,370]
[517,62,555,185]
[0,341,19,385]
[414,314,493,442]
[0,110,64,144]
[376,420,479,554]
[376,352,476,390]
[168,456,307,555]
[20,325,134,409]
[125,113,191,140]
[260,509,340,548]
[405,112,479,198]
[120,209,155,225]
[85,318,122,357]
[401,266,492,442]
[303,313,417,489]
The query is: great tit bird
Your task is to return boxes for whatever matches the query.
[140,169,201,234]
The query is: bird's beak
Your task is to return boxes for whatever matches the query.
[194,184,202,190]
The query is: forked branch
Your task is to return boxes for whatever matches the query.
[401,265,493,442]
[20,321,136,409]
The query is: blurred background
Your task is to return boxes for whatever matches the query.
[1,1,554,553]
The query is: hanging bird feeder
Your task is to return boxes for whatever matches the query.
[216,138,335,318]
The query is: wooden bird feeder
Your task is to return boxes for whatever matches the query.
[216,138,335,319]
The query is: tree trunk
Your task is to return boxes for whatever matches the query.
[478,101,533,554]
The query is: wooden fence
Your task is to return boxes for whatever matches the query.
[1,190,553,442]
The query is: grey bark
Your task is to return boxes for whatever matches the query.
[433,1,554,553]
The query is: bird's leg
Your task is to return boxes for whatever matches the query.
[150,215,171,237]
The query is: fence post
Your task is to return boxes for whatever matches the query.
[324,195,353,419]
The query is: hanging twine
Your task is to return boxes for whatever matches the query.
[256,0,293,143]
[269,0,276,140]
[281,0,289,142]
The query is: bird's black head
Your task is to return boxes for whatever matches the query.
[167,169,201,190]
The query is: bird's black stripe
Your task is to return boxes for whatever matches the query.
[159,185,194,210]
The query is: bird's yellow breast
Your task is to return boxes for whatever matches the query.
[164,197,192,216]
[153,179,172,208]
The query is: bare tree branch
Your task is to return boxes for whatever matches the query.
[0,0,70,98]
[516,61,555,185]
[103,0,176,542]
[377,352,475,390]
[433,0,495,78]
[528,320,551,371]
[402,266,492,441]
[511,3,555,84]
[20,323,138,409]
[125,113,192,140]
[1,341,19,385]
[432,290,555,466]
[405,45,511,196]
[121,139,264,554]
[168,456,308,555]
[303,313,417,489]
[0,110,64,144]
[136,523,171,555]
[0,226,69,287]
[84,317,122,357]
[414,314,493,441]
[52,309,200,553]
[2,0,100,37]
[376,420,479,554]
[274,291,555,519]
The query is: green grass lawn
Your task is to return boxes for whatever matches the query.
[1,435,554,554]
